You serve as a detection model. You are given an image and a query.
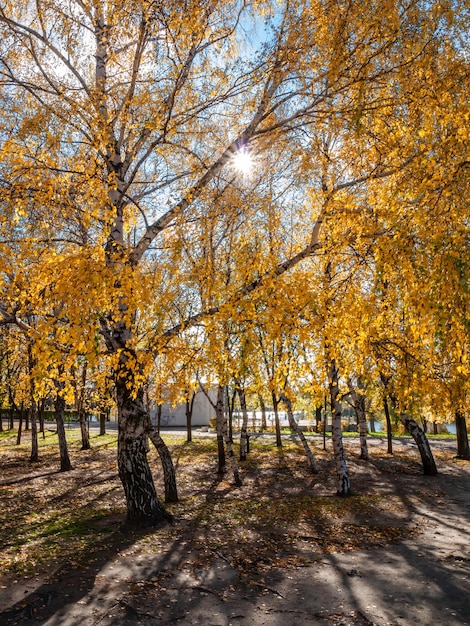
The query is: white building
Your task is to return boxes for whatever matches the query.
[150,389,217,427]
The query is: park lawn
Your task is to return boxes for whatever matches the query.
[0,428,459,583]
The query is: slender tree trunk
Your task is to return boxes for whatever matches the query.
[156,403,162,434]
[0,410,3,432]
[215,384,226,474]
[27,344,39,462]
[147,421,178,503]
[433,421,438,435]
[281,393,318,473]
[30,401,39,462]
[347,379,368,460]
[236,379,249,461]
[259,394,267,431]
[16,402,24,445]
[55,392,73,472]
[219,385,242,486]
[455,410,470,460]
[328,361,351,496]
[383,396,393,455]
[185,391,195,443]
[39,398,45,438]
[271,390,282,447]
[402,414,438,475]
[368,417,376,433]
[98,411,105,435]
[227,386,235,443]
[315,405,322,432]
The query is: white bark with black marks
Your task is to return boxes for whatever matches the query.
[402,414,438,475]
[347,378,368,461]
[281,393,318,474]
[328,361,351,496]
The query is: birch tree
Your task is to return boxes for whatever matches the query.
[0,0,463,525]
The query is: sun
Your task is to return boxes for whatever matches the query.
[232,147,255,176]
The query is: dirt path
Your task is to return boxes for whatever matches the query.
[1,438,469,625]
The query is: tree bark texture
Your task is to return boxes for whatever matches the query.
[28,345,39,462]
[329,361,351,495]
[347,379,368,460]
[30,401,39,462]
[402,415,438,475]
[55,393,73,472]
[116,372,169,526]
[80,412,91,449]
[215,384,226,474]
[16,402,23,446]
[383,396,393,455]
[185,391,196,443]
[236,380,249,461]
[271,391,282,447]
[259,394,267,431]
[147,422,178,503]
[281,393,318,474]
[455,410,470,460]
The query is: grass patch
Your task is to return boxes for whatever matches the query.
[0,426,459,581]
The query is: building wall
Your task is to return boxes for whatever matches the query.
[150,389,217,427]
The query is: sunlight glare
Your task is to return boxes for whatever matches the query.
[232,147,255,176]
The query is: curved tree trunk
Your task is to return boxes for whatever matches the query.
[402,414,438,475]
[147,421,178,503]
[455,410,470,460]
[281,393,318,474]
[328,361,351,496]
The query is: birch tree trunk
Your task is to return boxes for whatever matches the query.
[185,391,196,443]
[30,401,38,463]
[16,402,23,446]
[328,361,351,496]
[259,394,267,431]
[99,412,106,435]
[39,398,45,439]
[401,414,438,475]
[116,369,170,526]
[271,391,282,447]
[55,392,73,472]
[281,393,318,473]
[147,420,178,503]
[347,378,368,460]
[221,386,242,487]
[236,379,249,461]
[383,396,393,454]
[28,345,39,462]
[215,384,226,475]
[455,410,470,460]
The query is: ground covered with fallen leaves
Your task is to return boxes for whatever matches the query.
[0,427,462,588]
